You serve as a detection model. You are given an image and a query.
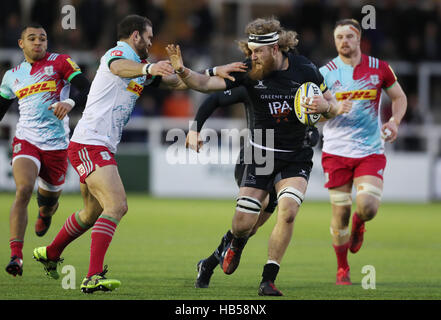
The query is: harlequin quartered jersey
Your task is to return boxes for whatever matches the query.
[0,52,82,150]
[319,54,397,158]
[70,41,159,154]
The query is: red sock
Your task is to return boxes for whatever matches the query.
[353,212,364,229]
[333,242,350,270]
[87,215,118,277]
[10,239,24,259]
[46,212,90,261]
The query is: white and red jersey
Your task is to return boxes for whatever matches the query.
[0,52,82,150]
[319,54,397,158]
[70,41,159,153]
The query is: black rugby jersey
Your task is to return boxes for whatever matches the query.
[224,52,327,152]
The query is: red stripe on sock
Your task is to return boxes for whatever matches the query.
[87,217,118,277]
[46,213,89,261]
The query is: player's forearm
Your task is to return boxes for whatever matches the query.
[191,94,221,131]
[110,59,146,78]
[159,74,188,90]
[175,67,213,92]
[69,73,91,109]
[389,95,407,125]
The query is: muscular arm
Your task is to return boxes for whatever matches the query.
[381,81,407,142]
[109,59,174,78]
[109,59,146,78]
[174,68,228,92]
[384,82,407,125]
[166,44,247,92]
[158,73,188,90]
[158,63,248,91]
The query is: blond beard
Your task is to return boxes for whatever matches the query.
[248,56,276,81]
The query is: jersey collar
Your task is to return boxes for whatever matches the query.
[116,41,141,62]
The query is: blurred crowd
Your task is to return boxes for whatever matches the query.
[0,0,440,150]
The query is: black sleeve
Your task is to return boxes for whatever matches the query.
[223,59,251,90]
[191,86,247,132]
[69,73,91,109]
[0,95,14,121]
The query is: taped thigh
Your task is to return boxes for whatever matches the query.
[356,183,382,201]
[329,190,352,206]
[277,187,304,206]
[236,196,262,215]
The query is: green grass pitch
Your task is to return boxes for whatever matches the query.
[0,192,440,300]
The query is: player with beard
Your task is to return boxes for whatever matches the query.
[0,24,90,277]
[186,86,320,289]
[167,17,352,296]
[33,15,245,293]
[318,19,407,285]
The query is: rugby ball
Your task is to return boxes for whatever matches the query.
[294,82,322,126]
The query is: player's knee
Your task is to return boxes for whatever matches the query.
[278,204,298,224]
[357,203,378,221]
[37,191,59,208]
[277,187,303,223]
[356,183,381,221]
[233,212,257,236]
[116,200,128,217]
[15,184,34,201]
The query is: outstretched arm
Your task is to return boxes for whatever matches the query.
[110,59,175,78]
[159,62,249,91]
[166,44,247,92]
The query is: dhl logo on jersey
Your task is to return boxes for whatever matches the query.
[126,80,144,96]
[15,80,57,99]
[336,90,377,101]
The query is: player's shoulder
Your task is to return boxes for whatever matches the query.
[105,41,139,61]
[319,56,340,76]
[2,61,26,81]
[290,53,318,70]
[361,54,390,70]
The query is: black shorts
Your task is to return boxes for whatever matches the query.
[235,146,312,190]
[235,160,278,214]
[234,146,313,213]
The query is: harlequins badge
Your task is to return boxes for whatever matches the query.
[44,66,54,76]
[370,74,379,85]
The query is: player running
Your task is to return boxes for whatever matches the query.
[318,19,407,285]
[0,24,90,277]
[167,17,352,296]
[32,14,245,293]
[188,86,320,288]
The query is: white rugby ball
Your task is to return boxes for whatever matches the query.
[294,82,322,126]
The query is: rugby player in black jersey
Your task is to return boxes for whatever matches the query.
[188,86,320,289]
[167,17,352,296]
